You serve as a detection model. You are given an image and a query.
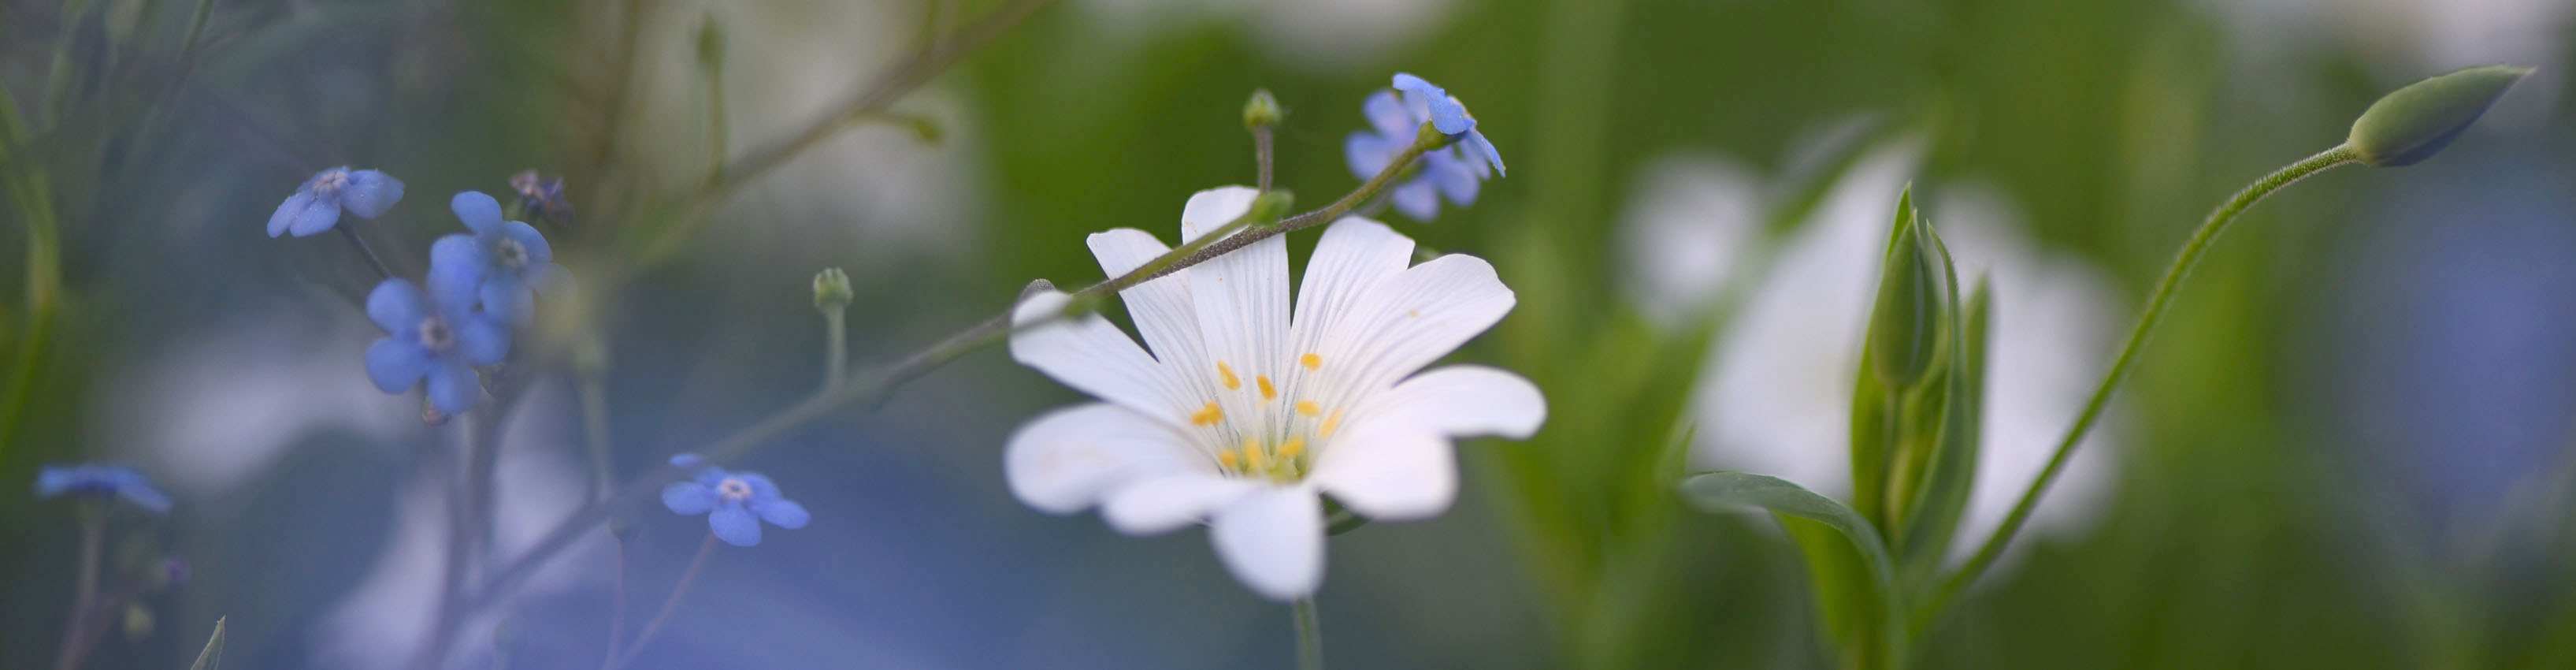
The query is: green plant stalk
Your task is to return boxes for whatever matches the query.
[821,310,848,393]
[611,533,719,669]
[0,95,63,456]
[1912,144,2359,633]
[50,501,104,670]
[1292,597,1323,670]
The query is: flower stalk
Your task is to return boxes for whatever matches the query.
[1912,144,2359,633]
[611,533,720,669]
[1293,597,1324,670]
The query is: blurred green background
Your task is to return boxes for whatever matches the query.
[5,0,2575,668]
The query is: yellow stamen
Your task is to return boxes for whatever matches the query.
[1242,437,1267,470]
[1217,449,1242,470]
[1277,436,1306,460]
[1321,408,1345,438]
[1408,309,1421,318]
[1295,400,1320,417]
[1256,374,1277,401]
[1216,362,1241,390]
[1301,353,1322,370]
[1190,402,1223,426]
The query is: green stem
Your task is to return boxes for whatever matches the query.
[1913,144,2359,633]
[611,533,718,669]
[1291,597,1323,670]
[50,501,103,670]
[822,310,847,393]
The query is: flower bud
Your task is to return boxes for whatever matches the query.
[812,267,852,314]
[696,13,727,75]
[1867,189,1943,389]
[1247,189,1296,227]
[2348,65,2533,167]
[1243,89,1283,130]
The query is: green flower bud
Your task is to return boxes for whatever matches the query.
[1247,189,1296,227]
[1867,188,1943,389]
[1243,89,1283,130]
[123,604,154,642]
[2349,65,2533,167]
[812,267,852,313]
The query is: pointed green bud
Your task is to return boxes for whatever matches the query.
[2349,65,2533,167]
[1867,188,1943,389]
[812,267,852,313]
[1243,89,1283,130]
[1247,189,1296,227]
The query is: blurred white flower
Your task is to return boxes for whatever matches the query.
[1004,187,1542,600]
[2203,0,2570,77]
[1624,147,2124,562]
[1616,154,1764,329]
[1073,0,1458,73]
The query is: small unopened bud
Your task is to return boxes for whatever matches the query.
[1243,89,1283,130]
[2349,65,2533,167]
[1246,189,1296,227]
[812,267,852,313]
[123,605,154,642]
[1867,188,1944,389]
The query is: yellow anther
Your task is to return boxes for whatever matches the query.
[1277,436,1306,460]
[1190,402,1223,426]
[1321,408,1345,438]
[1256,374,1277,401]
[1301,353,1322,370]
[1295,400,1320,417]
[1217,362,1241,390]
[1242,437,1268,470]
[1217,449,1242,470]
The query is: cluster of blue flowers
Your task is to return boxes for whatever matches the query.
[35,463,171,513]
[1342,73,1507,222]
[269,169,567,415]
[662,454,810,546]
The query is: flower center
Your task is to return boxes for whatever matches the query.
[312,169,349,196]
[1194,355,1344,484]
[495,239,529,270]
[716,477,753,502]
[415,318,455,352]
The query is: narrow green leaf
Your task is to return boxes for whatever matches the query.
[1681,471,1906,659]
[1897,266,1991,581]
[188,616,225,670]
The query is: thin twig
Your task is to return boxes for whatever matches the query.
[610,533,719,668]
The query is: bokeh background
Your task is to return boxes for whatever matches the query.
[6,0,2576,668]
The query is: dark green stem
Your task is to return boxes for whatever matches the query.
[1913,144,2359,633]
[1292,597,1323,670]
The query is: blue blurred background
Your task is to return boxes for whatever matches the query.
[5,0,2576,668]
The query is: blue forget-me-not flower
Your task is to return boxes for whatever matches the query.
[1343,73,1506,221]
[663,454,810,547]
[444,192,569,327]
[36,464,173,514]
[365,277,510,415]
[267,167,404,238]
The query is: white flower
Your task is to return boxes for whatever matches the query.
[1004,186,1545,601]
[1620,147,2124,564]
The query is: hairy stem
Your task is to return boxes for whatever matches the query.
[1913,144,2359,634]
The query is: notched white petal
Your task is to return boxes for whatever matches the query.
[1009,290,1193,425]
[1005,403,1203,515]
[1101,472,1260,535]
[1308,422,1456,522]
[1210,487,1325,601]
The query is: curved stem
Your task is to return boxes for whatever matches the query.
[611,533,719,669]
[339,225,395,281]
[50,501,102,670]
[1913,144,2359,632]
[1291,597,1323,670]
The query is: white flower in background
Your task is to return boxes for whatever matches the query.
[2202,0,2569,74]
[1005,186,1544,600]
[1627,147,2123,560]
[1616,154,1764,329]
[1073,0,1459,73]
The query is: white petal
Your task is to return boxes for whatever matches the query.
[1101,471,1260,535]
[1010,290,1194,426]
[1307,421,1456,521]
[1357,365,1547,440]
[1179,187,1292,434]
[1087,229,1219,402]
[1314,254,1516,409]
[1278,218,1416,409]
[1209,486,1326,601]
[1005,403,1208,515]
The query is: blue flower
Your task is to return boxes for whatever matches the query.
[1344,73,1506,222]
[266,167,403,238]
[443,192,569,327]
[36,464,172,513]
[661,453,810,547]
[365,277,509,415]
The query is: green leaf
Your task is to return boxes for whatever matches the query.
[1681,471,1906,661]
[1896,268,1991,581]
[188,616,225,670]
